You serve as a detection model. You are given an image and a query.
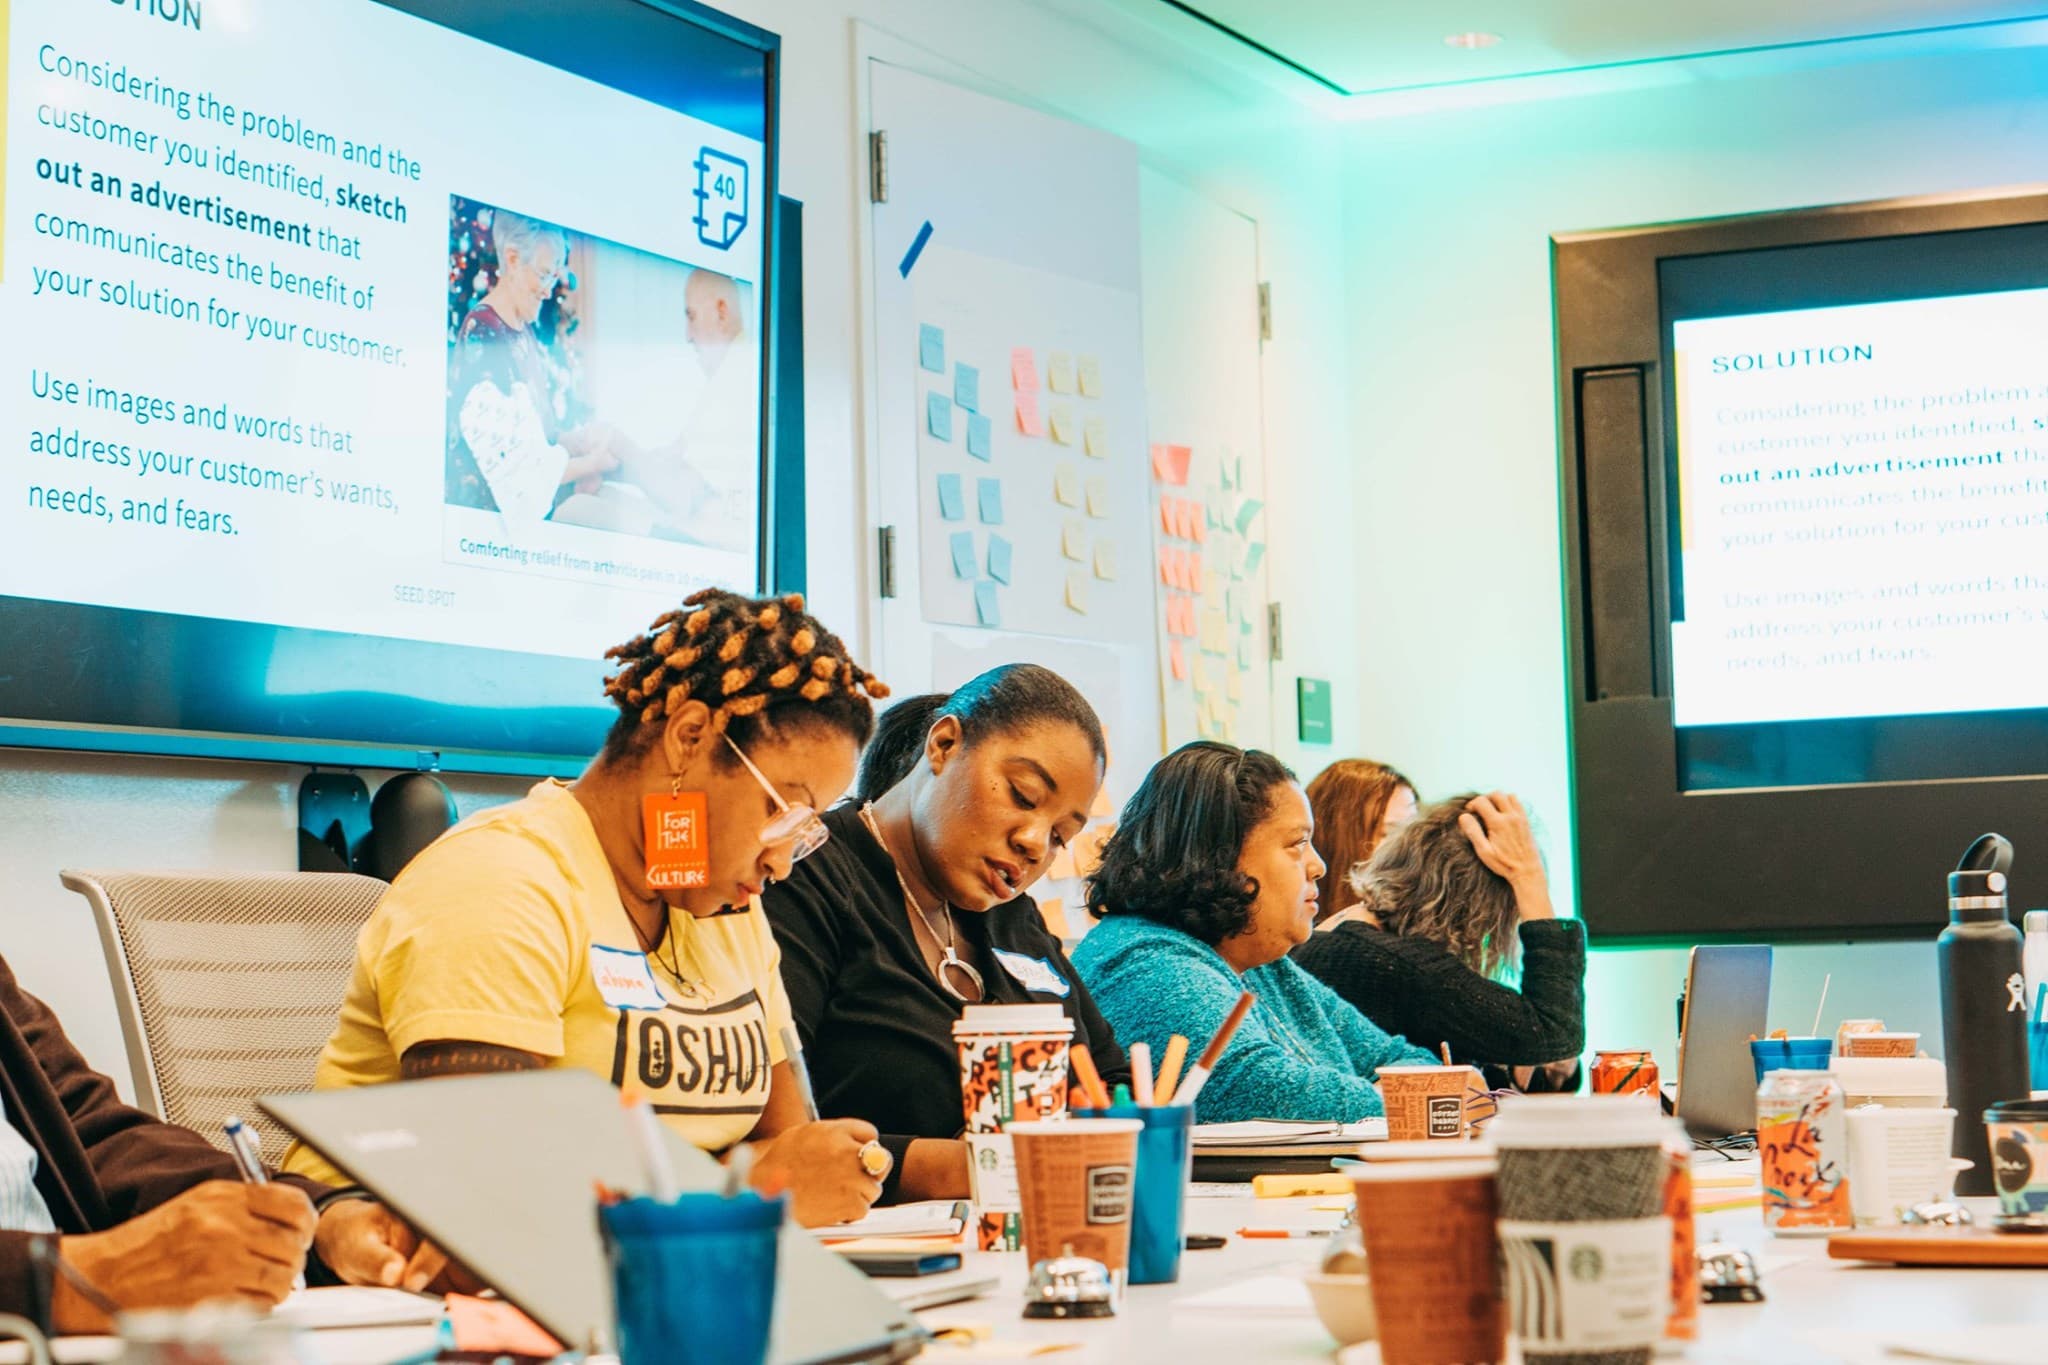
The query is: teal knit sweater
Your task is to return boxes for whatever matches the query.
[1072,914,1436,1123]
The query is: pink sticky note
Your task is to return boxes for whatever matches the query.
[1150,443,1192,487]
[1157,546,1176,588]
[1159,501,1176,539]
[1169,639,1190,681]
[446,1295,564,1358]
[1015,390,1044,437]
[1189,552,1204,590]
[1011,347,1039,391]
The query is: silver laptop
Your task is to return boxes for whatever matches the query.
[263,1070,923,1364]
[1673,945,1773,1140]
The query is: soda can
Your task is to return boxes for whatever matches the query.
[1592,1049,1660,1098]
[1758,1069,1852,1235]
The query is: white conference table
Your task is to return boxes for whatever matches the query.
[29,1195,2045,1365]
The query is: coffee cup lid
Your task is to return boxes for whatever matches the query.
[1488,1094,1673,1149]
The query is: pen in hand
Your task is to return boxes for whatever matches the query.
[223,1117,268,1184]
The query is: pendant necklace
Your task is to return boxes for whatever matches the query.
[859,803,985,1003]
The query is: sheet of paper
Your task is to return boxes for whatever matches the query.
[1053,462,1081,507]
[1092,539,1115,581]
[966,412,992,461]
[1085,476,1108,519]
[936,473,965,522]
[1077,354,1101,397]
[1174,1275,1313,1317]
[954,363,980,413]
[1083,416,1107,459]
[978,477,1004,525]
[973,581,1001,627]
[1169,639,1189,681]
[274,1287,445,1331]
[1064,569,1088,614]
[950,531,977,579]
[814,1201,968,1240]
[1061,517,1087,561]
[1047,351,1075,394]
[1048,404,1075,446]
[987,534,1013,585]
[1014,390,1044,438]
[919,323,945,374]
[1882,1326,2048,1365]
[1010,346,1038,391]
[927,391,953,441]
[1150,442,1192,486]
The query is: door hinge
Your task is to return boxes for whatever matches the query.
[869,131,888,204]
[1257,282,1273,343]
[1267,603,1284,662]
[878,525,898,598]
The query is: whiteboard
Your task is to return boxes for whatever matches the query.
[863,60,1159,804]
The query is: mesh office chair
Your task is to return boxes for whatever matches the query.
[61,870,385,1169]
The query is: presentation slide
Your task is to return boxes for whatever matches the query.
[1669,289,2048,728]
[3,0,766,664]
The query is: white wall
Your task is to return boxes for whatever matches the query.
[0,0,1356,1092]
[1337,41,2048,1061]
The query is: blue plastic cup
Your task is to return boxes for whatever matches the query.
[1750,1036,1834,1084]
[2031,1021,2048,1091]
[599,1192,784,1365]
[1075,1105,1193,1285]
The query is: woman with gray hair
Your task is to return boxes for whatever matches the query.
[1290,792,1585,1092]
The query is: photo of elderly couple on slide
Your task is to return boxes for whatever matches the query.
[441,194,757,550]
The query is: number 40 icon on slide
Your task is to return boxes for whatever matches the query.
[693,146,749,250]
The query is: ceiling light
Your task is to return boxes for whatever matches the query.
[1443,31,1502,50]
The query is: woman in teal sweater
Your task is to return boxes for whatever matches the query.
[1073,742,1434,1122]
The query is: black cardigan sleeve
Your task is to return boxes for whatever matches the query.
[1309,919,1586,1068]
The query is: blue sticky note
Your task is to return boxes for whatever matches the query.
[974,581,1001,627]
[978,477,1004,525]
[950,531,977,579]
[937,473,965,521]
[955,364,980,413]
[1235,498,1265,536]
[988,534,1013,585]
[966,413,993,462]
[1243,541,1267,575]
[919,324,945,373]
[927,391,953,441]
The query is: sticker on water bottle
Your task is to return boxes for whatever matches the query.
[1498,1217,1672,1353]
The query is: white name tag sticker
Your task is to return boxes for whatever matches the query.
[588,945,670,1011]
[991,948,1071,998]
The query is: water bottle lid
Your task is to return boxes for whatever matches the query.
[2027,909,2048,933]
[1949,868,2008,901]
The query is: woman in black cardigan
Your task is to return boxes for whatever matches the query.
[1291,791,1584,1092]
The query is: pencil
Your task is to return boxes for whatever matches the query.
[1154,1035,1190,1102]
[1130,1042,1154,1106]
[1172,991,1255,1107]
[1071,1043,1114,1110]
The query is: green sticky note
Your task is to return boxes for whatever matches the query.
[950,531,977,579]
[978,477,1004,525]
[1297,677,1333,745]
[936,473,965,521]
[974,581,1001,627]
[966,412,993,461]
[988,534,1013,584]
[1235,498,1264,537]
[919,324,945,373]
[955,363,980,413]
[927,392,953,441]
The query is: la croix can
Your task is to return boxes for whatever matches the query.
[1758,1069,1852,1236]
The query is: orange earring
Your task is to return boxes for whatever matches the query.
[644,772,710,890]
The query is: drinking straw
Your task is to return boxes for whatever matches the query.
[1071,1043,1114,1110]
[1172,991,1256,1107]
[1130,1042,1155,1106]
[1810,973,1832,1040]
[2034,982,2046,1027]
[621,1090,679,1202]
[1440,1042,1454,1066]
[1154,1035,1191,1102]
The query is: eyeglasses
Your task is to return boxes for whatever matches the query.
[723,734,830,863]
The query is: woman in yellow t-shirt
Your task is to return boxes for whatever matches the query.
[296,589,892,1282]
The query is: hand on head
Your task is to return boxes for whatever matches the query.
[55,1181,315,1332]
[1457,792,1553,919]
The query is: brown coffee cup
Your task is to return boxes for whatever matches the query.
[1351,1159,1506,1365]
[1841,1031,1919,1058]
[1378,1065,1486,1141]
[1008,1119,1141,1274]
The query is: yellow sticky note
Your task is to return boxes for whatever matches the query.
[1061,517,1088,560]
[1064,569,1089,614]
[1049,405,1075,445]
[1083,417,1107,459]
[1048,351,1076,394]
[1078,355,1101,397]
[1039,897,1071,940]
[1092,539,1116,581]
[1227,667,1243,702]
[1085,476,1108,519]
[1053,462,1081,507]
[1048,847,1078,880]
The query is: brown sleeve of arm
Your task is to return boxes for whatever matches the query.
[399,1042,546,1079]
[0,1232,38,1324]
[1,962,240,1223]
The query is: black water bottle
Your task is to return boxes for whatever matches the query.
[1937,833,2031,1196]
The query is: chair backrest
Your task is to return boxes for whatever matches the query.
[61,870,384,1169]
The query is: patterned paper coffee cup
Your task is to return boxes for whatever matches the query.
[1379,1064,1486,1141]
[1008,1119,1140,1276]
[1841,1031,1918,1058]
